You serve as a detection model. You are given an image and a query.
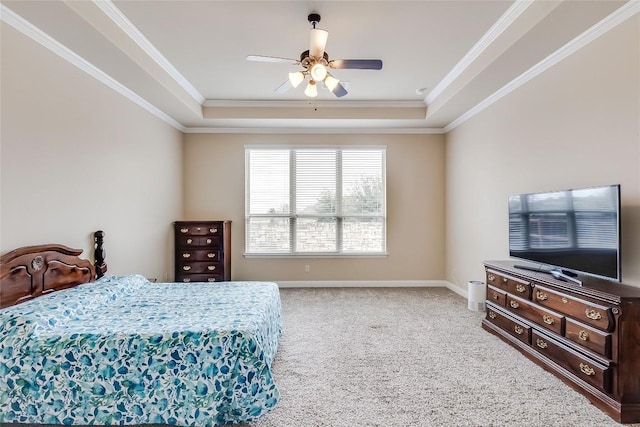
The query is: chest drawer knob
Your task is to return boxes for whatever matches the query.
[491,291,500,300]
[206,239,212,244]
[182,253,191,258]
[180,228,189,233]
[561,297,568,304]
[515,284,526,293]
[207,253,216,259]
[210,228,218,233]
[536,291,548,301]
[207,266,216,271]
[186,239,193,244]
[585,309,602,321]
[487,274,495,282]
[502,277,508,283]
[542,315,555,325]
[578,330,590,341]
[207,278,216,282]
[183,266,191,271]
[536,338,548,349]
[580,363,595,376]
[183,278,191,283]
[488,311,496,319]
[510,300,520,309]
[514,325,524,335]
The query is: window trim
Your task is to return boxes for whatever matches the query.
[244,145,387,257]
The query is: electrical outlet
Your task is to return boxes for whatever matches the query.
[304,264,310,273]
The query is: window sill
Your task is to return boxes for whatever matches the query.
[243,253,389,259]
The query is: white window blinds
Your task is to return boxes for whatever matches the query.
[245,146,386,255]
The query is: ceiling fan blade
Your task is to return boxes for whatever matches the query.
[274,79,294,94]
[330,82,348,98]
[329,59,383,70]
[309,28,328,58]
[247,55,299,64]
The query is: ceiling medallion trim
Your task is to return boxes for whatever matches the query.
[184,127,445,135]
[202,100,427,109]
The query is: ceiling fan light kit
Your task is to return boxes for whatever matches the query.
[247,13,383,98]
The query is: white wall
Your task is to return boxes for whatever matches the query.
[183,133,446,282]
[445,16,640,289]
[0,22,183,281]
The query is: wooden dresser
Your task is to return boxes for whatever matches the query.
[482,261,640,423]
[173,221,231,283]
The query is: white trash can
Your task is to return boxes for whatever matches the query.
[468,280,486,311]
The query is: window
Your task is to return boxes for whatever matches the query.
[245,146,386,256]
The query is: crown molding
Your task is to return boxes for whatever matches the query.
[202,99,427,109]
[184,126,445,134]
[1,4,186,132]
[444,0,640,133]
[425,0,534,104]
[93,0,205,105]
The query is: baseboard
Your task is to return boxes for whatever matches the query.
[276,280,467,298]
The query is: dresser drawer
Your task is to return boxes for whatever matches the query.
[506,294,564,335]
[177,261,223,275]
[176,236,222,247]
[177,249,222,262]
[565,318,612,359]
[532,330,612,392]
[486,285,507,307]
[486,304,531,345]
[176,224,222,236]
[486,269,531,299]
[175,273,224,283]
[532,285,614,332]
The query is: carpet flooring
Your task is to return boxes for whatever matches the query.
[247,287,637,427]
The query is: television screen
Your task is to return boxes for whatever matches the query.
[509,184,621,282]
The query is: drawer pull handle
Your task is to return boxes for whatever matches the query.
[207,253,216,259]
[182,253,191,258]
[207,266,216,271]
[491,291,499,300]
[210,228,218,233]
[578,330,589,341]
[542,315,555,325]
[180,228,189,233]
[487,274,495,282]
[206,239,212,244]
[536,291,548,301]
[514,325,524,335]
[502,277,508,283]
[515,284,526,293]
[208,278,216,282]
[561,297,568,304]
[536,339,548,349]
[580,363,595,376]
[183,266,191,271]
[509,300,520,309]
[488,311,496,319]
[183,278,191,283]
[186,239,193,244]
[585,309,602,321]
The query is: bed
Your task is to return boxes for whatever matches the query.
[0,232,282,425]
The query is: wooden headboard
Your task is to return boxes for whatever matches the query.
[0,231,107,309]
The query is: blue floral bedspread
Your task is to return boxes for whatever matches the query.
[0,275,282,425]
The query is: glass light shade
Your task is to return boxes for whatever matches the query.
[304,80,318,98]
[324,74,340,91]
[288,71,305,88]
[310,63,327,82]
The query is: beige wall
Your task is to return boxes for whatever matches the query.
[0,23,183,281]
[445,16,640,290]
[183,133,446,282]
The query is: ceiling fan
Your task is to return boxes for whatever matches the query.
[247,13,383,98]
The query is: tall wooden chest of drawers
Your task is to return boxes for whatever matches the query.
[482,260,640,423]
[173,221,231,283]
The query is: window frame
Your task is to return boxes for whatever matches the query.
[244,145,387,258]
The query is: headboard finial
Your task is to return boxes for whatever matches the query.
[94,230,107,278]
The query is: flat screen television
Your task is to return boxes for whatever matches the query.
[508,184,621,283]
